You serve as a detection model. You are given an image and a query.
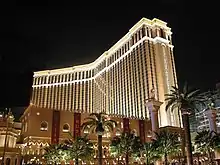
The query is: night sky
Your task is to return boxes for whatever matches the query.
[1,2,219,114]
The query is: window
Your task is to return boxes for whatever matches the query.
[63,123,70,132]
[160,28,165,38]
[40,121,48,131]
[116,128,121,136]
[142,27,146,37]
[25,122,27,132]
[6,158,10,165]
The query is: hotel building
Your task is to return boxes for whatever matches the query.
[194,84,220,132]
[20,17,181,164]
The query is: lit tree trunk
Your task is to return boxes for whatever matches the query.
[75,158,79,165]
[146,157,149,165]
[182,112,193,165]
[208,149,214,165]
[125,152,129,165]
[98,135,102,165]
[164,153,168,165]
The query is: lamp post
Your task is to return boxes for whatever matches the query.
[1,109,14,165]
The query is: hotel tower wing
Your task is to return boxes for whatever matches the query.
[31,18,179,127]
[20,17,182,164]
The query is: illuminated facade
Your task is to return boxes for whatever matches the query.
[31,17,179,127]
[189,83,220,132]
[0,111,22,165]
[195,109,220,132]
[20,17,181,164]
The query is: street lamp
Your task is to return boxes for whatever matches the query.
[1,108,14,165]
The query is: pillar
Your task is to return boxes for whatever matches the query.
[139,120,145,142]
[145,99,162,134]
[123,118,130,133]
[73,112,81,139]
[51,110,60,144]
[11,157,15,165]
[205,109,217,133]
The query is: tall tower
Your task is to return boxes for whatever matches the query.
[20,17,181,164]
[30,18,179,127]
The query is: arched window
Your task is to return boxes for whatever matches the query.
[160,28,165,38]
[6,158,10,165]
[63,123,70,132]
[40,121,48,131]
[103,147,107,157]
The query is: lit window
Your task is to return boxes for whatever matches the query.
[116,128,121,136]
[63,123,70,132]
[40,121,48,131]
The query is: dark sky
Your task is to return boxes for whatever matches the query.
[1,1,219,111]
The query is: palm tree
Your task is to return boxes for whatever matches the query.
[44,143,69,164]
[64,135,94,165]
[110,135,122,164]
[154,129,181,165]
[165,82,204,165]
[142,142,161,165]
[81,112,117,165]
[194,130,220,164]
[110,131,143,165]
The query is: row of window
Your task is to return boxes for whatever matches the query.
[40,121,69,132]
[34,70,95,85]
[106,41,151,118]
[34,24,173,87]
[33,40,174,120]
[32,42,156,119]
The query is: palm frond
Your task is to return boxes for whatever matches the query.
[89,112,106,121]
[81,121,96,131]
[84,117,97,122]
[171,85,179,92]
[183,82,188,94]
[186,89,200,98]
[81,112,117,135]
[165,98,177,111]
[104,122,114,132]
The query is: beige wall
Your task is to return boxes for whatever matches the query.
[22,106,153,143]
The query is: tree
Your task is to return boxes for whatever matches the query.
[194,130,220,164]
[44,143,69,164]
[64,135,94,165]
[142,142,161,165]
[165,82,204,165]
[110,131,143,165]
[81,112,117,165]
[154,130,181,165]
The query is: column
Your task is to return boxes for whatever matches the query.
[205,109,217,133]
[51,111,60,144]
[73,112,81,139]
[139,120,145,142]
[146,99,162,133]
[11,157,15,165]
[123,118,130,133]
